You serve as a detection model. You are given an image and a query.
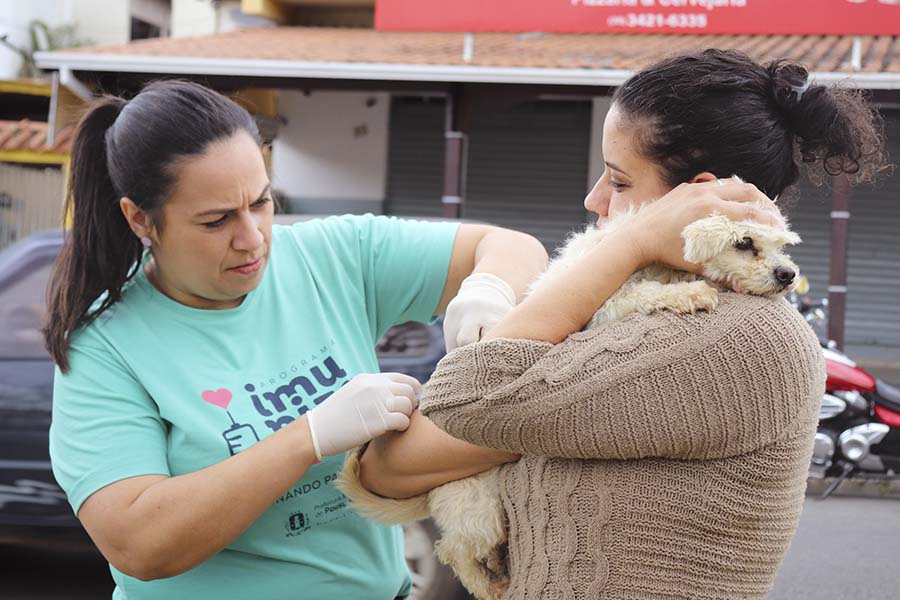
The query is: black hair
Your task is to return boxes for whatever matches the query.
[45,80,261,372]
[612,48,886,197]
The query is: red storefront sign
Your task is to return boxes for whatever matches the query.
[375,0,900,35]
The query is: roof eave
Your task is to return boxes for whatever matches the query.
[34,51,900,90]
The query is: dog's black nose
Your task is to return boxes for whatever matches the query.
[774,267,795,286]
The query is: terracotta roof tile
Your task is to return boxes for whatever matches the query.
[56,27,899,74]
[6,126,37,151]
[49,126,75,153]
[790,35,827,64]
[864,36,893,73]
[0,120,74,155]
[886,37,900,71]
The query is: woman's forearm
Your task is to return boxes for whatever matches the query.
[359,411,519,499]
[357,230,639,498]
[106,416,317,580]
[472,228,549,302]
[484,229,642,343]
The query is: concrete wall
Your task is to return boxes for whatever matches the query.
[271,90,391,215]
[0,0,128,78]
[171,0,218,37]
[71,0,129,46]
[171,0,273,37]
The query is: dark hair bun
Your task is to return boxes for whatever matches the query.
[768,60,811,112]
[765,58,884,182]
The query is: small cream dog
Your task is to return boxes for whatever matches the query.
[338,193,801,600]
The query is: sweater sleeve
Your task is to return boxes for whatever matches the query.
[419,294,825,461]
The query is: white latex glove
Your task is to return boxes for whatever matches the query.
[443,272,517,352]
[306,372,421,460]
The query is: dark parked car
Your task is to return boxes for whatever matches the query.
[0,227,467,599]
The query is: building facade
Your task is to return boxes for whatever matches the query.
[28,2,900,350]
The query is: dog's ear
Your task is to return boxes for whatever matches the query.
[682,215,737,263]
[776,229,802,246]
[742,222,802,248]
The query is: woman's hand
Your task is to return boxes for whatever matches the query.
[306,373,421,460]
[618,179,785,274]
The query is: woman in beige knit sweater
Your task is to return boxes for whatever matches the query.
[359,50,886,599]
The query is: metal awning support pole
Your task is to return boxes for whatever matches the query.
[442,85,468,219]
[828,174,851,350]
[59,66,93,102]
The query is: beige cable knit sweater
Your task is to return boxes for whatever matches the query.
[420,293,824,600]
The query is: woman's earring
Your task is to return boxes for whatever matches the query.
[140,236,152,249]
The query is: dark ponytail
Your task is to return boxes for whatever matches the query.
[44,80,260,372]
[612,49,886,198]
[44,97,140,373]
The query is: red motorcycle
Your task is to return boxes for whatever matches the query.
[791,280,900,497]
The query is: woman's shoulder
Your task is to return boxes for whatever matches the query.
[712,291,817,340]
[548,290,821,373]
[274,214,453,244]
[692,291,824,376]
[570,291,793,341]
[271,215,375,259]
[623,290,814,337]
[272,214,381,240]
[67,307,130,360]
[666,291,821,354]
[66,278,154,358]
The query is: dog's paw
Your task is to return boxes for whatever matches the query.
[427,469,509,599]
[436,537,508,600]
[480,543,507,578]
[435,539,501,600]
[683,280,719,313]
[655,280,719,315]
[434,521,508,600]
[490,576,511,600]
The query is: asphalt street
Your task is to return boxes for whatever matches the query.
[770,496,900,600]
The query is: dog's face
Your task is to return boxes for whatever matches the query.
[682,216,802,297]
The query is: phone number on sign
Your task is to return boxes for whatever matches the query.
[607,13,709,28]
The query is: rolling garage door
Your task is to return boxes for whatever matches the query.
[464,98,592,253]
[386,96,592,253]
[786,111,900,348]
[384,96,446,219]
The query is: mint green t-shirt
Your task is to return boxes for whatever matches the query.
[50,215,459,600]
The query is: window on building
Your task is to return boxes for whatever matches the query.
[131,17,162,40]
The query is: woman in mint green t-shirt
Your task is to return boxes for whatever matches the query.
[45,80,548,599]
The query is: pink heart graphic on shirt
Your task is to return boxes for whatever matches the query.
[201,388,233,410]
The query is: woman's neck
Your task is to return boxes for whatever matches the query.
[143,259,245,310]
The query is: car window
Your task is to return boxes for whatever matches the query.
[0,261,54,359]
